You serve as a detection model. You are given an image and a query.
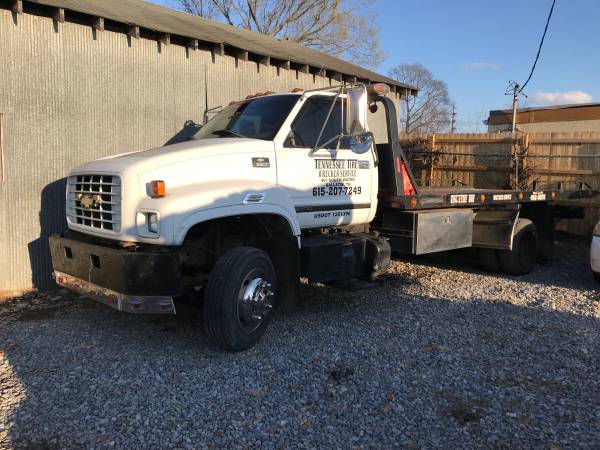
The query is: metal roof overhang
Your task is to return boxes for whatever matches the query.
[20,0,417,96]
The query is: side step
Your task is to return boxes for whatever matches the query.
[300,233,391,284]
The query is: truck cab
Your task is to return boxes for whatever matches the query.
[49,83,593,351]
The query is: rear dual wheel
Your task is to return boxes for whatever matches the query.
[203,247,276,351]
[479,219,538,275]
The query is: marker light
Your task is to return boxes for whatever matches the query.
[150,180,166,198]
[480,194,486,202]
[367,83,391,96]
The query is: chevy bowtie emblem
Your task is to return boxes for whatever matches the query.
[77,193,102,208]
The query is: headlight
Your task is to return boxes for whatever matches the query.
[147,213,159,233]
[594,222,600,237]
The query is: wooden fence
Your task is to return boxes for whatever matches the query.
[399,131,600,235]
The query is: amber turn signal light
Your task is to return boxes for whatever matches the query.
[367,83,391,96]
[150,180,166,198]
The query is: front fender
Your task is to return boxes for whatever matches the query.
[138,180,301,245]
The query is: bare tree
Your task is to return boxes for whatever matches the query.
[388,63,452,134]
[175,0,384,67]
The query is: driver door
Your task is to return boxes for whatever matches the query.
[276,95,375,229]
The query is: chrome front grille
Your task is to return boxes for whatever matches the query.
[67,174,122,232]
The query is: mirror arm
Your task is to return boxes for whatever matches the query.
[308,134,341,156]
[368,131,378,166]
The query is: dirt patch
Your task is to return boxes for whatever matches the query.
[0,290,35,303]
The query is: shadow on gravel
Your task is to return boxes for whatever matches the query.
[1,242,599,448]
[391,235,598,292]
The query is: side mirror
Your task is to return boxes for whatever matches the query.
[203,105,223,124]
[341,131,373,154]
[284,130,297,148]
[345,85,368,135]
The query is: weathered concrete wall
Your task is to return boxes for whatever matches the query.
[0,9,402,291]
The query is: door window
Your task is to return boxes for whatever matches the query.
[290,96,345,149]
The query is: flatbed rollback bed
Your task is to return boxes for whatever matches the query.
[367,95,596,274]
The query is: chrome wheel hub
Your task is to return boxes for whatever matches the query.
[238,276,274,332]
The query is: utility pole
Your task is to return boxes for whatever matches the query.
[450,103,457,134]
[511,83,520,189]
[511,83,519,134]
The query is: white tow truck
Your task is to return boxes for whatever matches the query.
[50,83,595,350]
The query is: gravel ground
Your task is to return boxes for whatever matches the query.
[1,237,599,449]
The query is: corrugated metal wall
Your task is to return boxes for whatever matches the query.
[0,9,402,291]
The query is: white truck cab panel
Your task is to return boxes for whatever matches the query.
[274,92,378,229]
[65,90,378,245]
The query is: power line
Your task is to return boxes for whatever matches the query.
[519,0,557,92]
[504,0,557,135]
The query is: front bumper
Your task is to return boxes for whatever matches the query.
[49,232,182,314]
[54,271,177,314]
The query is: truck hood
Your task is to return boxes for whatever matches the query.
[71,138,274,175]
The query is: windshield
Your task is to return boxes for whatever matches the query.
[194,95,300,141]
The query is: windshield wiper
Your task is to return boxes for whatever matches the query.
[213,129,247,138]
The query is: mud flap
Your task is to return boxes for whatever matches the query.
[472,208,520,250]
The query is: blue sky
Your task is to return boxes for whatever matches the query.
[376,0,599,130]
[149,0,599,131]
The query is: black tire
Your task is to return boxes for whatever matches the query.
[594,272,600,283]
[498,219,538,275]
[204,247,276,351]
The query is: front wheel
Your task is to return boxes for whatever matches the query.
[204,247,276,351]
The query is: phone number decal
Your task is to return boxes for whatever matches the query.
[313,186,362,196]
